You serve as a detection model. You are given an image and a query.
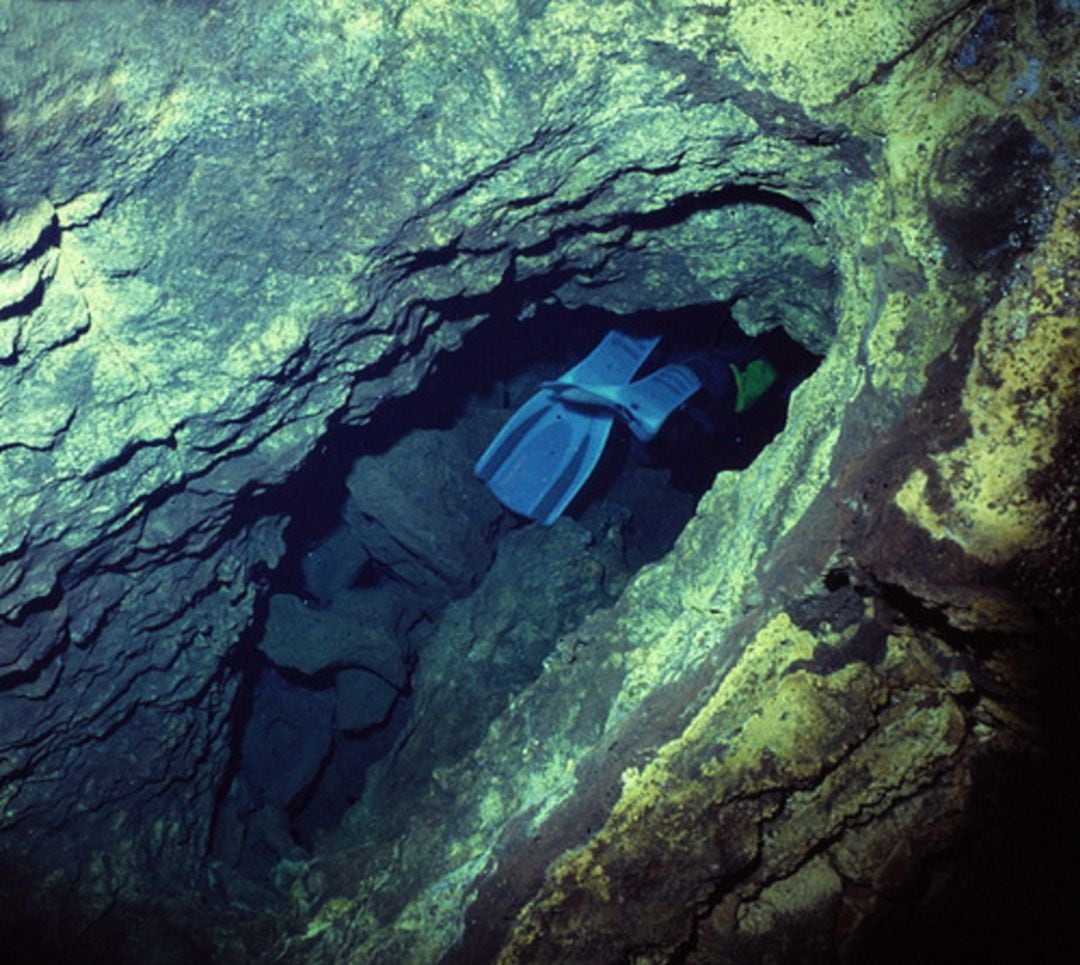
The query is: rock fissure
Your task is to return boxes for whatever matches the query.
[1,1,1076,963]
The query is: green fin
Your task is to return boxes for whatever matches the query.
[729,358,778,413]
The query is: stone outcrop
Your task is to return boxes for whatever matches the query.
[1,1,1076,962]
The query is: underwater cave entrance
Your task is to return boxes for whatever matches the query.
[211,213,828,891]
[211,302,821,887]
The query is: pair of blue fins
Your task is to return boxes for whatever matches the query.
[475,330,777,525]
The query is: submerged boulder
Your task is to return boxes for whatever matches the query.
[259,588,414,684]
[344,413,506,601]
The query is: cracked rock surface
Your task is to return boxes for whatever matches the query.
[1,1,1078,962]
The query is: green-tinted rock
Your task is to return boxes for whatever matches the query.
[1,1,1076,963]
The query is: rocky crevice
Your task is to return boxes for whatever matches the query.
[1,1,1077,963]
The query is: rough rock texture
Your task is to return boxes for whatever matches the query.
[1,0,1077,963]
[343,413,506,601]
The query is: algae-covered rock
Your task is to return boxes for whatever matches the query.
[1,0,1077,962]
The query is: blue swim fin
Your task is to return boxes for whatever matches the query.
[541,362,702,442]
[475,331,659,524]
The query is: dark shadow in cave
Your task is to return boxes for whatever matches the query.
[210,194,829,890]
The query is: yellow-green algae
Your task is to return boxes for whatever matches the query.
[727,0,961,107]
[828,0,1077,396]
[895,191,1080,567]
[498,616,969,960]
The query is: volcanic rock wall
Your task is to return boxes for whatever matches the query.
[1,1,1077,962]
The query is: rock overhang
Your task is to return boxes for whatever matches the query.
[0,1,1077,963]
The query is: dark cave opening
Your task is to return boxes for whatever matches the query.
[210,192,829,889]
[210,298,822,887]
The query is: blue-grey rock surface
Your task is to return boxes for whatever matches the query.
[1,1,1077,963]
